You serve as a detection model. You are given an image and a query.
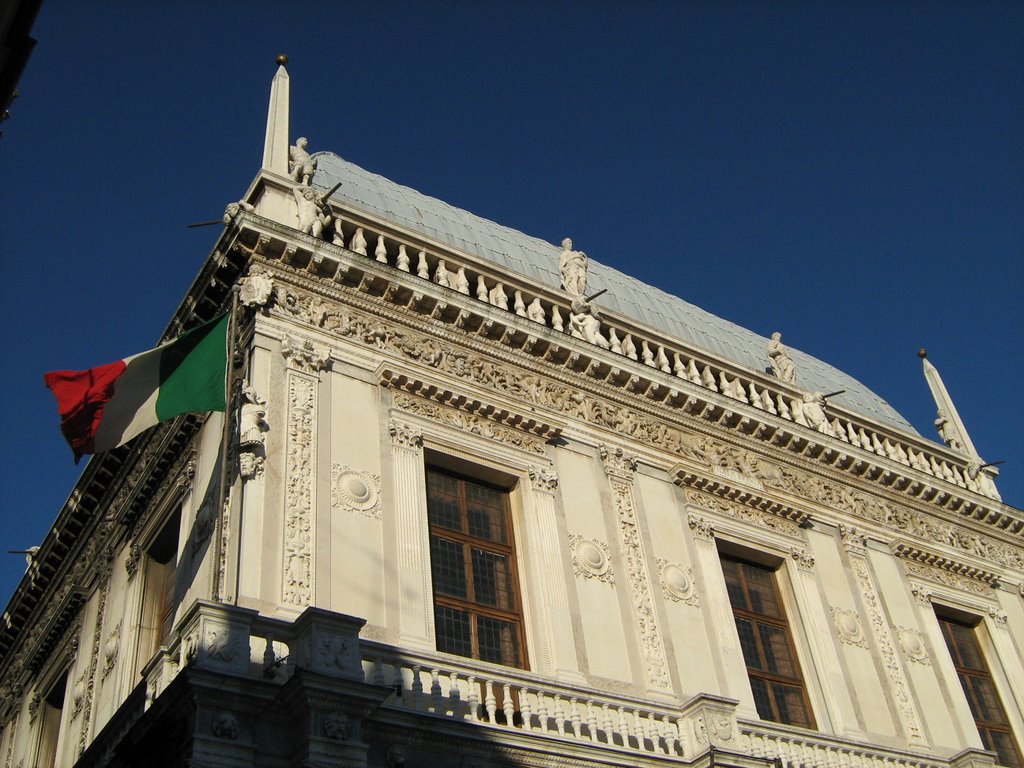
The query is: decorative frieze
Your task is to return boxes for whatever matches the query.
[830,606,868,648]
[569,535,614,584]
[390,392,548,454]
[892,542,999,586]
[902,561,995,598]
[658,560,699,607]
[599,445,671,692]
[685,489,803,537]
[330,464,382,519]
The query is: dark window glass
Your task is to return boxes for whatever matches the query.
[426,468,526,669]
[939,616,1022,768]
[721,556,815,729]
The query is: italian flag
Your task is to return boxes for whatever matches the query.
[44,314,229,462]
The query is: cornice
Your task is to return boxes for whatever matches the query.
[891,541,1000,586]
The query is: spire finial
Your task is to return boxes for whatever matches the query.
[262,54,291,175]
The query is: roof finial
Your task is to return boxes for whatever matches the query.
[262,54,290,175]
[920,351,981,461]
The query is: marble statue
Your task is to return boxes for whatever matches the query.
[223,199,255,224]
[766,331,797,384]
[934,409,962,451]
[801,392,831,434]
[559,238,588,298]
[239,386,267,448]
[293,186,331,239]
[288,137,317,185]
[569,299,610,349]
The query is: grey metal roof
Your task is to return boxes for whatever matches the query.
[313,152,916,434]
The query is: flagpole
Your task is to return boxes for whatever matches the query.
[212,285,241,602]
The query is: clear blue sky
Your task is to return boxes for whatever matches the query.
[2,1,1021,606]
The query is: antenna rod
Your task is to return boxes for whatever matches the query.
[822,390,846,400]
[187,219,223,229]
[585,288,608,302]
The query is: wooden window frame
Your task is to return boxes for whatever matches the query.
[721,554,816,729]
[938,614,1022,768]
[426,466,528,669]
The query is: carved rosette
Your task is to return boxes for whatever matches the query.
[388,419,423,450]
[895,627,930,664]
[658,560,700,606]
[569,534,614,584]
[599,445,671,691]
[528,466,559,493]
[331,465,382,519]
[849,555,925,743]
[830,606,868,648]
[283,368,317,607]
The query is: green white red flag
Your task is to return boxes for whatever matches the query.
[44,314,229,462]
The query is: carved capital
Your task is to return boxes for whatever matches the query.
[987,608,1008,627]
[125,543,141,580]
[910,581,934,606]
[838,523,867,555]
[688,514,715,541]
[239,453,265,480]
[528,466,559,492]
[790,547,816,571]
[599,444,637,480]
[281,334,331,373]
[388,419,423,449]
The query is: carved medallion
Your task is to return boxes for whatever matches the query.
[895,627,930,664]
[569,534,614,584]
[658,560,699,606]
[830,606,868,648]
[331,465,382,519]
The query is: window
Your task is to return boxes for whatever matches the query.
[36,672,67,768]
[142,508,181,662]
[721,555,815,728]
[938,615,1022,768]
[426,467,527,668]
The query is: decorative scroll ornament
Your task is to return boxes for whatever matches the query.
[103,621,122,677]
[659,560,699,606]
[838,524,867,555]
[830,606,868,648]
[599,444,638,480]
[895,627,930,664]
[124,543,141,580]
[790,547,816,571]
[281,334,331,373]
[331,465,382,519]
[283,373,316,606]
[569,534,614,584]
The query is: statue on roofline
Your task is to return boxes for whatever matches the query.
[289,137,317,185]
[559,237,588,299]
[766,331,797,385]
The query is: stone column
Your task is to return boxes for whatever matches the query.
[522,466,584,681]
[786,546,849,733]
[841,526,927,747]
[983,609,1024,726]
[599,445,672,694]
[281,336,331,610]
[686,513,756,715]
[388,419,434,649]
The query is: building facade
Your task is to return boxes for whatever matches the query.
[1,63,1022,768]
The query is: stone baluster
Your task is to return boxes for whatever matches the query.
[701,365,717,391]
[570,698,582,738]
[776,393,791,419]
[617,706,631,747]
[374,234,388,263]
[609,328,623,354]
[641,340,656,366]
[455,267,470,294]
[519,686,532,730]
[396,244,410,271]
[553,694,566,735]
[622,333,638,360]
[467,676,479,721]
[551,305,564,332]
[587,701,600,742]
[411,665,423,709]
[449,672,461,709]
[536,690,549,732]
[434,259,450,287]
[656,346,671,373]
[648,712,662,753]
[484,680,497,724]
[501,683,515,726]
[430,668,443,713]
[601,703,614,744]
[416,250,429,278]
[663,715,678,755]
[635,709,650,751]
[475,276,488,301]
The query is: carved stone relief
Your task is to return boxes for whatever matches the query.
[599,445,671,691]
[239,267,275,309]
[323,710,350,740]
[102,621,121,677]
[388,419,423,449]
[568,534,614,584]
[790,547,816,571]
[687,514,715,541]
[211,711,240,740]
[830,606,868,648]
[281,334,331,374]
[283,372,316,607]
[658,560,699,607]
[895,627,930,664]
[902,561,995,598]
[330,465,382,519]
[527,466,559,492]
